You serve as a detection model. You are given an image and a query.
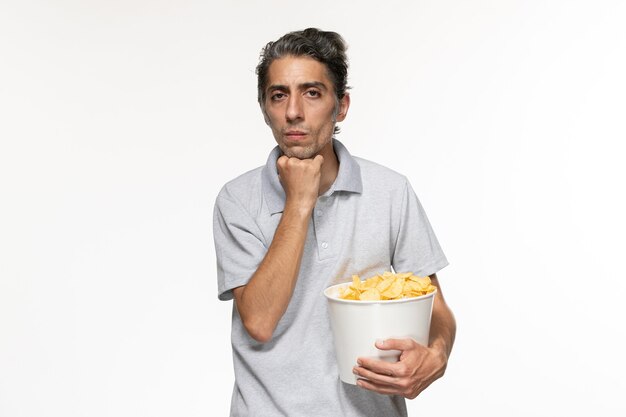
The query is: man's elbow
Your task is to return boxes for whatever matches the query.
[233,287,277,343]
[242,318,275,343]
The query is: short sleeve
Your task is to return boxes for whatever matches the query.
[213,192,268,301]
[392,180,449,277]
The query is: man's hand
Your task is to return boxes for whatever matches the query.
[353,338,448,399]
[277,154,324,213]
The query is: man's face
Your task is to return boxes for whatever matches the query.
[262,55,349,159]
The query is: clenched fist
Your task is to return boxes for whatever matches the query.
[277,154,324,215]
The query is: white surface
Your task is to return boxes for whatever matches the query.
[325,283,435,384]
[1,1,625,416]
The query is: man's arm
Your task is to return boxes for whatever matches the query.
[353,273,456,398]
[232,155,323,343]
[426,274,456,358]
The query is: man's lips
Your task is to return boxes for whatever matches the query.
[284,131,308,140]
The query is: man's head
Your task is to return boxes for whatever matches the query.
[256,28,351,159]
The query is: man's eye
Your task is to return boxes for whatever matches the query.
[306,90,320,97]
[271,93,286,101]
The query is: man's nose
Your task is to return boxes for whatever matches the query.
[285,95,303,122]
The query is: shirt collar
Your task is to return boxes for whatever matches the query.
[261,139,363,215]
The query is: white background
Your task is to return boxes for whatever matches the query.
[1,1,625,416]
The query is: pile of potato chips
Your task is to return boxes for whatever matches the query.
[338,271,436,301]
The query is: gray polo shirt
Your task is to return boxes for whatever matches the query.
[214,139,448,417]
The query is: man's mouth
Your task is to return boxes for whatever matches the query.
[284,130,308,140]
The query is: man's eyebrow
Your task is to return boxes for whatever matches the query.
[267,81,329,92]
[300,81,328,91]
[267,84,288,92]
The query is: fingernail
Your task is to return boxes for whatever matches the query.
[357,359,362,366]
[376,339,384,346]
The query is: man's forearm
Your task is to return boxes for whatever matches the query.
[234,203,312,343]
[429,275,456,358]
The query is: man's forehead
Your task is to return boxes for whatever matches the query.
[266,56,333,89]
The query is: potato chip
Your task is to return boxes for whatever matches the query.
[376,277,395,293]
[338,271,436,301]
[360,288,381,301]
[339,286,359,300]
[362,275,381,289]
[381,277,404,299]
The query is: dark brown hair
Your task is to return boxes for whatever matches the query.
[256,28,350,106]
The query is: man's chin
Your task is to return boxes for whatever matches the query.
[280,145,317,160]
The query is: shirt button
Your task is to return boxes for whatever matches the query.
[316,210,323,216]
[321,242,329,249]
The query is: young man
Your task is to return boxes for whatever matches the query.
[214,28,456,416]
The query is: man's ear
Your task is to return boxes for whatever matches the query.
[335,93,350,122]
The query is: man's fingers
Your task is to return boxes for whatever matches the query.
[355,378,399,395]
[356,356,403,377]
[312,154,324,167]
[353,364,397,386]
[375,338,420,352]
[277,154,323,172]
[276,155,288,170]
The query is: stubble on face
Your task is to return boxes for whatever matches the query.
[271,123,335,159]
[262,56,340,160]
